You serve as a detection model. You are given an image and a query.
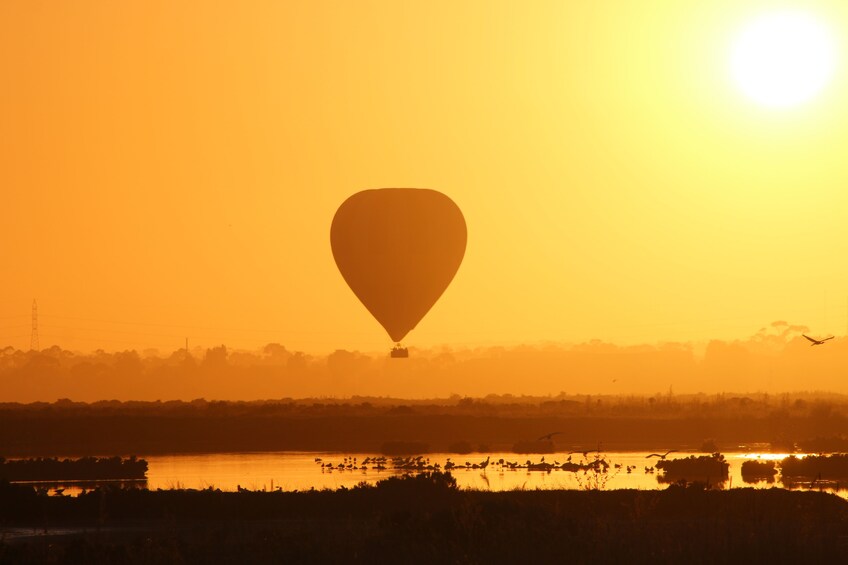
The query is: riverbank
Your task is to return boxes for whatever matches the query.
[1,475,847,563]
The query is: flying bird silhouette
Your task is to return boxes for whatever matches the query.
[538,432,562,441]
[568,449,600,458]
[803,334,834,346]
[645,450,678,460]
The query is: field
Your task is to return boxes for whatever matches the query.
[2,394,847,456]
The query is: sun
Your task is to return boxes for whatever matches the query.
[730,10,837,108]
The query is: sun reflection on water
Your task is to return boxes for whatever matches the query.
[16,451,848,500]
[734,452,808,461]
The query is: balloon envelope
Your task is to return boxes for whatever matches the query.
[331,188,467,343]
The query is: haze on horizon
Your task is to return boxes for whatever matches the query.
[4,1,848,361]
[3,321,848,402]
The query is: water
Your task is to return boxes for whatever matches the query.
[24,451,846,497]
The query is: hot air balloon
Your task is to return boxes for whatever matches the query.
[331,188,467,357]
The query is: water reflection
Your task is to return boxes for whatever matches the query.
[31,451,848,499]
[12,479,147,497]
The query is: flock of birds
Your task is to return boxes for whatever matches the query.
[314,449,680,475]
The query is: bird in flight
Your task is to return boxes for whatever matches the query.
[802,334,834,346]
[538,432,562,441]
[646,450,678,460]
[568,449,600,458]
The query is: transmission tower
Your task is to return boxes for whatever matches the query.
[30,299,39,351]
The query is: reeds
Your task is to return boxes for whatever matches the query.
[2,477,846,563]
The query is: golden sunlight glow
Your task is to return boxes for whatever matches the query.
[736,453,807,461]
[8,1,848,360]
[731,11,837,108]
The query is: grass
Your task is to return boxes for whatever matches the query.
[2,474,848,563]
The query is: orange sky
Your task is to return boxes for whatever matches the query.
[4,1,848,355]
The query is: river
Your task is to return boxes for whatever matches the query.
[20,451,846,498]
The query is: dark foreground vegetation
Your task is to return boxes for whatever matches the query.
[0,457,147,482]
[1,474,847,563]
[3,395,848,456]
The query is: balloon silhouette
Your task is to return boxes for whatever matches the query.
[331,188,466,345]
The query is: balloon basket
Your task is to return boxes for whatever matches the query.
[390,346,409,358]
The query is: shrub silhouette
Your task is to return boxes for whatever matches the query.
[656,453,729,485]
[0,456,147,481]
[781,454,848,479]
[741,460,777,483]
